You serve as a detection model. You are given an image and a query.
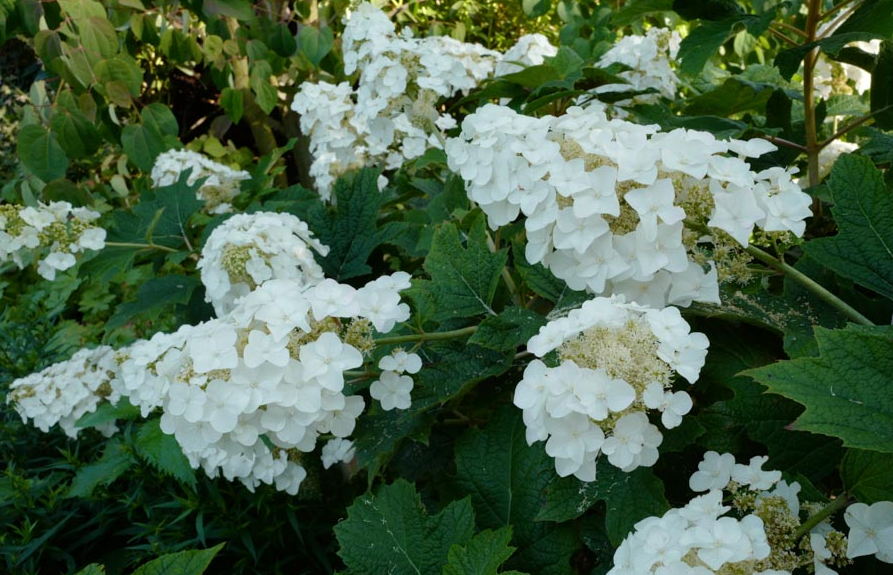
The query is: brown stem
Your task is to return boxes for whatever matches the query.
[804,0,823,189]
[763,135,808,152]
[819,113,874,148]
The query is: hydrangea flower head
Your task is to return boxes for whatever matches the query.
[112,273,411,495]
[151,149,250,214]
[198,212,329,315]
[514,296,707,480]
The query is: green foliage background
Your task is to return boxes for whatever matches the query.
[2,0,893,574]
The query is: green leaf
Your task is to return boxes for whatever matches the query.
[72,565,105,575]
[131,543,225,575]
[745,324,893,453]
[672,0,744,20]
[537,465,668,546]
[299,25,333,67]
[67,438,134,498]
[122,123,166,172]
[804,154,893,302]
[220,87,244,124]
[512,241,579,303]
[94,55,144,97]
[50,106,101,159]
[872,42,893,131]
[841,449,893,503]
[443,527,525,575]
[202,0,254,21]
[75,397,140,429]
[306,169,382,280]
[468,307,546,351]
[74,16,117,58]
[522,0,551,18]
[453,407,579,575]
[684,77,776,116]
[612,0,673,27]
[135,418,197,488]
[698,324,844,480]
[142,102,179,138]
[677,13,773,76]
[109,174,204,249]
[17,124,69,182]
[415,217,508,321]
[107,274,200,330]
[334,479,475,575]
[250,60,278,114]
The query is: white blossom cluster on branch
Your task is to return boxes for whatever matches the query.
[0,200,106,280]
[151,149,251,214]
[198,211,329,315]
[291,2,558,199]
[7,345,121,438]
[611,450,893,574]
[591,27,682,108]
[111,273,412,495]
[446,103,812,308]
[514,296,708,481]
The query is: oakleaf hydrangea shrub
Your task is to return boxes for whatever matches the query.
[4,0,893,573]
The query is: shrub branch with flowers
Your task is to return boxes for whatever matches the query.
[2,0,893,574]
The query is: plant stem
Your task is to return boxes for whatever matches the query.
[820,0,863,21]
[819,112,874,148]
[763,135,808,152]
[744,243,874,326]
[104,241,179,253]
[375,325,478,346]
[803,0,823,189]
[794,494,851,540]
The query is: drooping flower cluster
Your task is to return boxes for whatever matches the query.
[198,211,329,315]
[446,103,812,307]
[369,349,422,411]
[514,296,707,481]
[150,149,251,214]
[111,274,411,495]
[291,3,561,199]
[591,27,682,107]
[609,451,859,574]
[0,201,106,280]
[7,345,121,438]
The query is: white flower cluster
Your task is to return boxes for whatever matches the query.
[150,149,251,214]
[446,103,812,307]
[592,27,682,106]
[667,450,893,575]
[7,346,121,438]
[494,33,558,77]
[198,212,329,315]
[514,296,707,481]
[370,349,422,411]
[611,451,836,574]
[0,201,106,280]
[291,3,561,199]
[111,273,411,494]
